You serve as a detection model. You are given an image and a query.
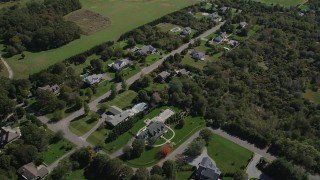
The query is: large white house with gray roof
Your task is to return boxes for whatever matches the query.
[102,106,129,127]
[137,121,167,140]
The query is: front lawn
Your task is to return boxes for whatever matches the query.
[67,168,86,180]
[42,138,75,165]
[145,54,162,65]
[69,114,99,136]
[303,89,320,104]
[207,134,253,174]
[181,54,207,70]
[100,90,138,109]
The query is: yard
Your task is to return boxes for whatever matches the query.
[207,134,253,174]
[303,89,320,104]
[5,0,198,79]
[42,138,75,165]
[69,114,99,136]
[100,90,138,109]
[156,23,182,35]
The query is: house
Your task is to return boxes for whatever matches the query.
[81,74,103,85]
[218,7,228,14]
[38,84,60,96]
[102,106,129,127]
[157,71,171,82]
[137,45,158,55]
[192,51,205,60]
[17,162,49,180]
[137,121,167,140]
[208,12,219,20]
[0,126,21,147]
[181,27,192,36]
[213,32,227,43]
[175,69,191,76]
[228,39,239,47]
[239,22,248,29]
[195,157,221,180]
[111,59,130,71]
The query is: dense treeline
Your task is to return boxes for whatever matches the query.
[0,0,81,56]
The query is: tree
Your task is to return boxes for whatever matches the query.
[131,139,145,158]
[199,129,213,145]
[110,84,118,99]
[90,59,104,73]
[15,106,26,119]
[233,170,248,180]
[169,77,183,93]
[84,102,90,115]
[121,79,128,90]
[151,92,161,105]
[21,123,50,151]
[150,165,163,176]
[162,160,176,179]
[137,90,150,102]
[71,147,94,168]
[85,88,93,100]
[160,144,172,157]
[119,165,134,180]
[0,94,16,118]
[184,138,205,157]
[148,174,163,180]
[14,144,39,165]
[74,95,83,110]
[133,168,149,180]
[123,145,131,160]
[52,110,64,121]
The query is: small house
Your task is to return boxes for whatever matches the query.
[213,32,227,43]
[192,51,205,60]
[81,74,103,85]
[228,40,239,47]
[17,162,49,180]
[239,22,248,29]
[137,121,167,140]
[137,45,158,55]
[208,12,219,20]
[0,126,21,147]
[195,157,221,180]
[218,7,228,14]
[157,71,170,82]
[111,59,130,71]
[38,84,60,96]
[181,27,192,36]
[175,69,191,76]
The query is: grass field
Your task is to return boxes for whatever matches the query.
[207,134,253,174]
[303,89,320,103]
[69,114,99,136]
[254,0,306,7]
[42,138,75,165]
[67,168,86,180]
[100,90,137,109]
[4,0,198,79]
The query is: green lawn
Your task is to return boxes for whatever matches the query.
[145,54,162,65]
[67,168,86,180]
[254,0,306,7]
[100,90,137,109]
[69,114,99,136]
[42,138,75,165]
[5,0,198,79]
[182,54,207,70]
[303,89,320,104]
[156,23,182,35]
[144,82,168,93]
[207,134,253,174]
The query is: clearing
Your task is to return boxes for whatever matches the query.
[4,0,198,79]
[303,89,320,104]
[207,134,253,174]
[254,0,306,7]
[64,9,111,35]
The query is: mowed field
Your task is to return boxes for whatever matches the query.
[254,0,306,7]
[3,0,198,79]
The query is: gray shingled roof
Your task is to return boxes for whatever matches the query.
[137,121,167,140]
[112,59,130,70]
[103,106,129,127]
[0,126,21,145]
[138,45,156,54]
[196,157,221,180]
[17,163,49,180]
[107,106,123,115]
[158,71,170,79]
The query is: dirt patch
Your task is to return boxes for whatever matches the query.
[65,9,111,35]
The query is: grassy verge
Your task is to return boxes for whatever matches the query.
[207,134,253,173]
[43,138,75,165]
[69,114,99,136]
[66,168,86,180]
[100,90,138,109]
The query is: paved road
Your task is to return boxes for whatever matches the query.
[0,55,13,79]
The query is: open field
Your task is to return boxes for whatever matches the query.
[69,114,99,136]
[207,134,253,174]
[100,90,137,109]
[66,168,86,180]
[64,9,111,35]
[304,89,320,104]
[254,0,306,7]
[43,138,75,165]
[4,0,198,79]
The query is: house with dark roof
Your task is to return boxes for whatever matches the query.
[17,162,49,180]
[228,39,239,47]
[192,51,205,60]
[218,7,228,14]
[196,157,221,180]
[81,74,103,85]
[239,22,248,29]
[157,71,171,82]
[102,106,129,127]
[0,126,21,147]
[111,59,130,71]
[181,27,192,36]
[208,12,219,20]
[137,45,158,55]
[213,32,227,43]
[38,84,60,96]
[137,121,167,140]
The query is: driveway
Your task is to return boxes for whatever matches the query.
[187,148,216,168]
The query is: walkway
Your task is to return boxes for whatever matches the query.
[0,54,13,79]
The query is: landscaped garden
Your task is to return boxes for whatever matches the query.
[207,134,253,174]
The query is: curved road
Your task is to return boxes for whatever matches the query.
[0,55,13,79]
